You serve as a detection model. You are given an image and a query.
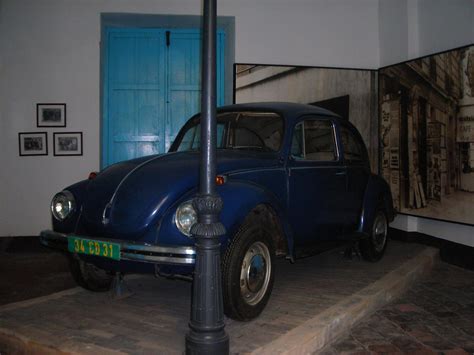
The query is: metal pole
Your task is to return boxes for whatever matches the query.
[185,0,229,353]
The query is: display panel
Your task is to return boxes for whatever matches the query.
[379,45,474,226]
[234,64,379,171]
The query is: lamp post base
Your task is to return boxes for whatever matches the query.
[185,330,229,355]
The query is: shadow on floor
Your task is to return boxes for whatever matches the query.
[0,237,76,306]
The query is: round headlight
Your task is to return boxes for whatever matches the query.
[174,201,197,236]
[51,191,75,221]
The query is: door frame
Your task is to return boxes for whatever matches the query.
[100,13,235,168]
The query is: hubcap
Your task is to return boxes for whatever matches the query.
[372,212,387,253]
[240,241,271,306]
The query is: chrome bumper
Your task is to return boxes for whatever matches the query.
[40,230,196,265]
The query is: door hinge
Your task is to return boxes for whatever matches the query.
[166,31,170,47]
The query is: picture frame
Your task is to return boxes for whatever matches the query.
[18,132,48,156]
[37,103,66,127]
[53,132,83,156]
[378,43,474,226]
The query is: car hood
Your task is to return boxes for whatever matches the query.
[81,150,278,237]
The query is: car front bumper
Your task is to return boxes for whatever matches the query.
[40,230,196,265]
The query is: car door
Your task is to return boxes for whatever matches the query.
[339,123,371,231]
[287,116,346,246]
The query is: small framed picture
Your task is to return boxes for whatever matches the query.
[53,132,83,156]
[19,132,48,156]
[37,103,66,127]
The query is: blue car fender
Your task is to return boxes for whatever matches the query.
[358,174,395,235]
[217,180,293,254]
[157,180,294,257]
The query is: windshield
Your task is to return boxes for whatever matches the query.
[172,111,284,152]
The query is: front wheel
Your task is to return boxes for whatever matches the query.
[69,256,113,292]
[222,217,275,321]
[359,210,389,262]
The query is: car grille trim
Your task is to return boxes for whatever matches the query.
[121,253,196,264]
[39,230,196,265]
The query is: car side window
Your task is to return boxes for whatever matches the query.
[291,119,337,161]
[340,125,364,163]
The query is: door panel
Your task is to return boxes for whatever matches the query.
[166,30,225,151]
[110,36,135,84]
[288,164,347,245]
[103,28,226,167]
[106,29,165,165]
[136,36,162,84]
[136,89,162,157]
[287,118,346,245]
[344,164,369,228]
[168,90,200,151]
[339,124,370,229]
[110,89,136,163]
[167,31,201,151]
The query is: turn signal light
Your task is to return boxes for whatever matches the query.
[88,172,98,180]
[215,175,226,185]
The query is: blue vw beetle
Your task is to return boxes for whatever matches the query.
[40,102,395,321]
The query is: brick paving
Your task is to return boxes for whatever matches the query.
[0,241,428,354]
[323,262,474,355]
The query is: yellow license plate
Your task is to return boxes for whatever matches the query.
[68,236,121,261]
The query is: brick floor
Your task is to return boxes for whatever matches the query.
[324,262,474,354]
[0,241,427,354]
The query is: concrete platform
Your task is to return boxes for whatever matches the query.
[0,241,438,354]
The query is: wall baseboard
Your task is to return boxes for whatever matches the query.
[390,228,474,271]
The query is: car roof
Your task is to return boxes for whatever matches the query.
[217,102,341,123]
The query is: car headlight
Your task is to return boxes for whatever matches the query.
[51,191,76,221]
[174,201,197,237]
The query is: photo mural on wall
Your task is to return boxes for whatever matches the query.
[234,65,379,171]
[379,45,474,226]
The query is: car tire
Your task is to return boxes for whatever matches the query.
[222,214,275,321]
[69,256,113,292]
[359,210,389,262]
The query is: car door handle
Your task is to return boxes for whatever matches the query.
[335,171,347,176]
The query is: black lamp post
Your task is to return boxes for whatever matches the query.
[185,0,229,354]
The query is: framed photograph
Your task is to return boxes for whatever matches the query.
[53,132,83,156]
[37,103,66,127]
[379,44,474,226]
[19,132,48,156]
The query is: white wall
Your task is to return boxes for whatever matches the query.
[0,0,473,244]
[0,0,379,236]
[417,0,474,58]
[230,0,380,68]
[379,0,409,66]
[0,0,6,235]
[379,0,474,67]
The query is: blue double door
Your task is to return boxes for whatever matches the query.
[103,28,226,167]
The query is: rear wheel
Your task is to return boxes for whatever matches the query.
[359,210,388,262]
[69,256,113,292]
[222,216,275,321]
